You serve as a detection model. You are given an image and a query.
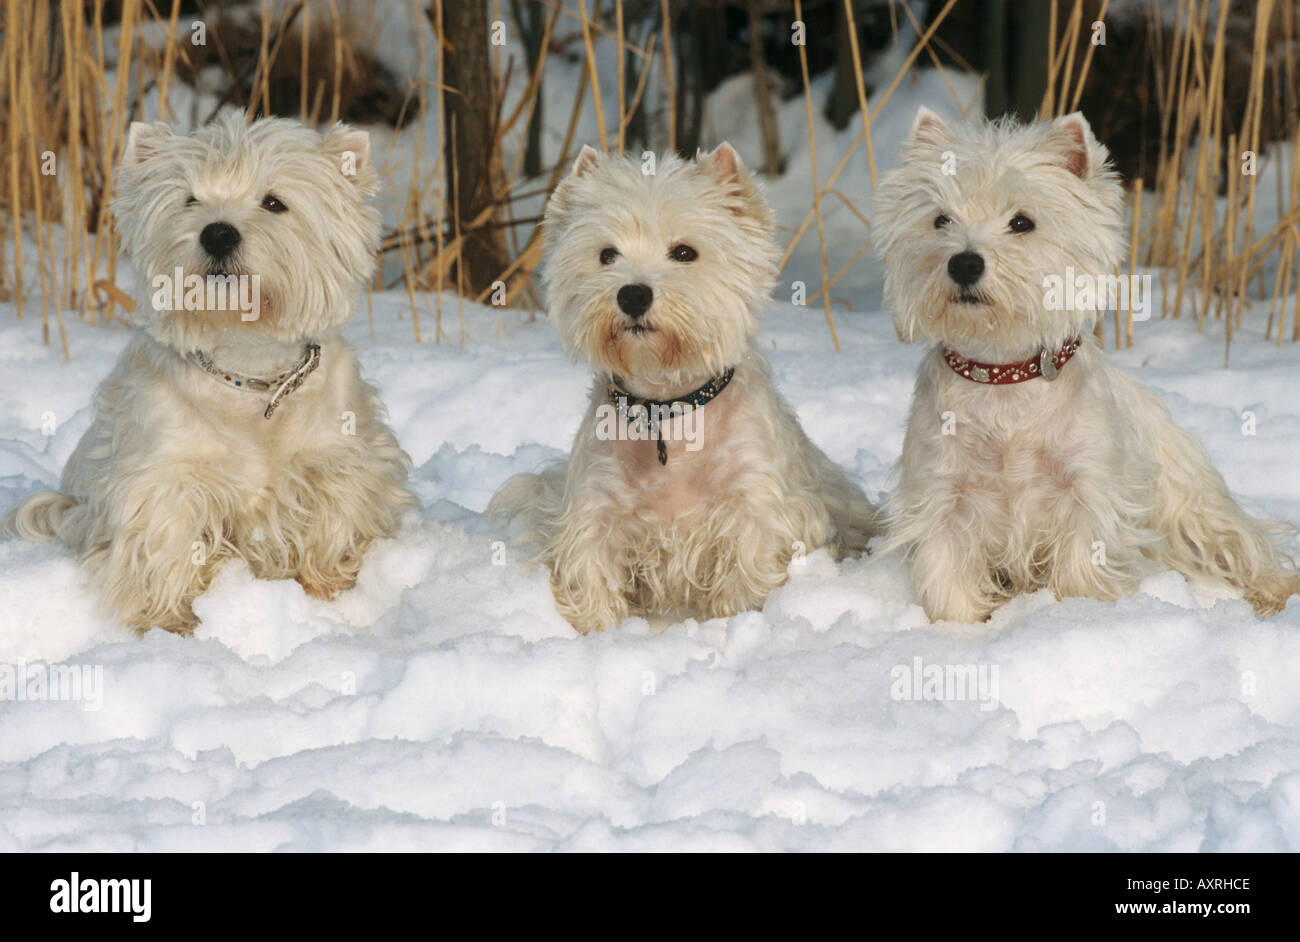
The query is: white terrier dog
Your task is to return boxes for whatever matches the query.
[875,107,1298,622]
[491,144,880,633]
[5,113,414,634]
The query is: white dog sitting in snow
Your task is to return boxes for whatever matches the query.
[5,114,414,634]
[490,144,880,633]
[874,107,1298,622]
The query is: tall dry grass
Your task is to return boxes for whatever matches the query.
[0,0,1297,364]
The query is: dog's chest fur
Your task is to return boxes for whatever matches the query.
[607,393,740,521]
[128,333,353,498]
[913,345,1102,512]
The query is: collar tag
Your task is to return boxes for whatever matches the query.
[1039,348,1060,381]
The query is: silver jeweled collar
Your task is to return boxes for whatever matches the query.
[186,343,321,419]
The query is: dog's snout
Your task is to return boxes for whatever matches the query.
[947,251,984,288]
[200,221,241,259]
[616,283,653,320]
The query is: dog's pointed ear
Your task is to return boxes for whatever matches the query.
[1053,112,1095,178]
[701,141,748,185]
[322,124,373,184]
[124,122,173,166]
[906,106,948,149]
[699,142,772,229]
[545,146,600,229]
[570,144,601,178]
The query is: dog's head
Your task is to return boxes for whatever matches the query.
[541,144,777,382]
[874,107,1124,358]
[112,112,380,351]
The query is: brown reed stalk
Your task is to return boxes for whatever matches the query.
[62,0,86,320]
[1267,229,1292,339]
[1197,0,1229,331]
[1292,229,1300,342]
[329,0,343,124]
[616,0,626,153]
[778,0,961,274]
[1152,0,1193,293]
[6,0,25,322]
[793,0,838,351]
[1286,122,1300,344]
[1127,178,1142,348]
[451,116,465,347]
[1043,0,1059,116]
[660,0,675,153]
[1234,0,1275,330]
[157,0,182,120]
[2,0,1298,363]
[19,3,60,355]
[894,0,966,114]
[616,32,657,147]
[579,0,607,148]
[1068,0,1110,112]
[1056,0,1084,118]
[433,0,446,343]
[299,0,310,121]
[500,2,561,146]
[1222,134,1238,358]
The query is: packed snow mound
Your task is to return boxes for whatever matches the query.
[1,296,1298,851]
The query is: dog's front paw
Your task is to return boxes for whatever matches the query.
[1243,573,1300,617]
[129,608,200,637]
[296,571,358,601]
[551,573,629,634]
[918,578,999,624]
[924,600,996,624]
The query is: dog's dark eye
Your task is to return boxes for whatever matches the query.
[669,244,698,262]
[261,194,288,213]
[1009,214,1034,233]
[934,214,951,229]
[599,247,619,265]
[185,195,198,206]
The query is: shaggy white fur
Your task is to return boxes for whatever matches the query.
[490,144,880,633]
[4,113,414,634]
[874,107,1298,622]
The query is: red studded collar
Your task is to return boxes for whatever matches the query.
[942,338,1082,384]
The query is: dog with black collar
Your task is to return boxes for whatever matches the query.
[490,144,881,633]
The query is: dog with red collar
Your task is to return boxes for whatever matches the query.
[874,107,1298,622]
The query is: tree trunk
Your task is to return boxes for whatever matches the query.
[1011,1,1049,120]
[748,0,783,174]
[825,0,858,130]
[678,1,705,156]
[441,0,508,294]
[510,0,545,178]
[983,0,1048,121]
[983,0,1009,118]
[624,28,648,151]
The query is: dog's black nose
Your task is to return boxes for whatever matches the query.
[200,221,241,259]
[947,251,984,288]
[616,283,653,320]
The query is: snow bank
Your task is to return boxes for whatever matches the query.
[1,292,1298,851]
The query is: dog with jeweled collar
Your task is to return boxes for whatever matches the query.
[4,114,415,635]
[489,144,881,633]
[875,107,1298,622]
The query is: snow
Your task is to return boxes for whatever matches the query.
[2,293,1300,851]
[2,2,1299,852]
